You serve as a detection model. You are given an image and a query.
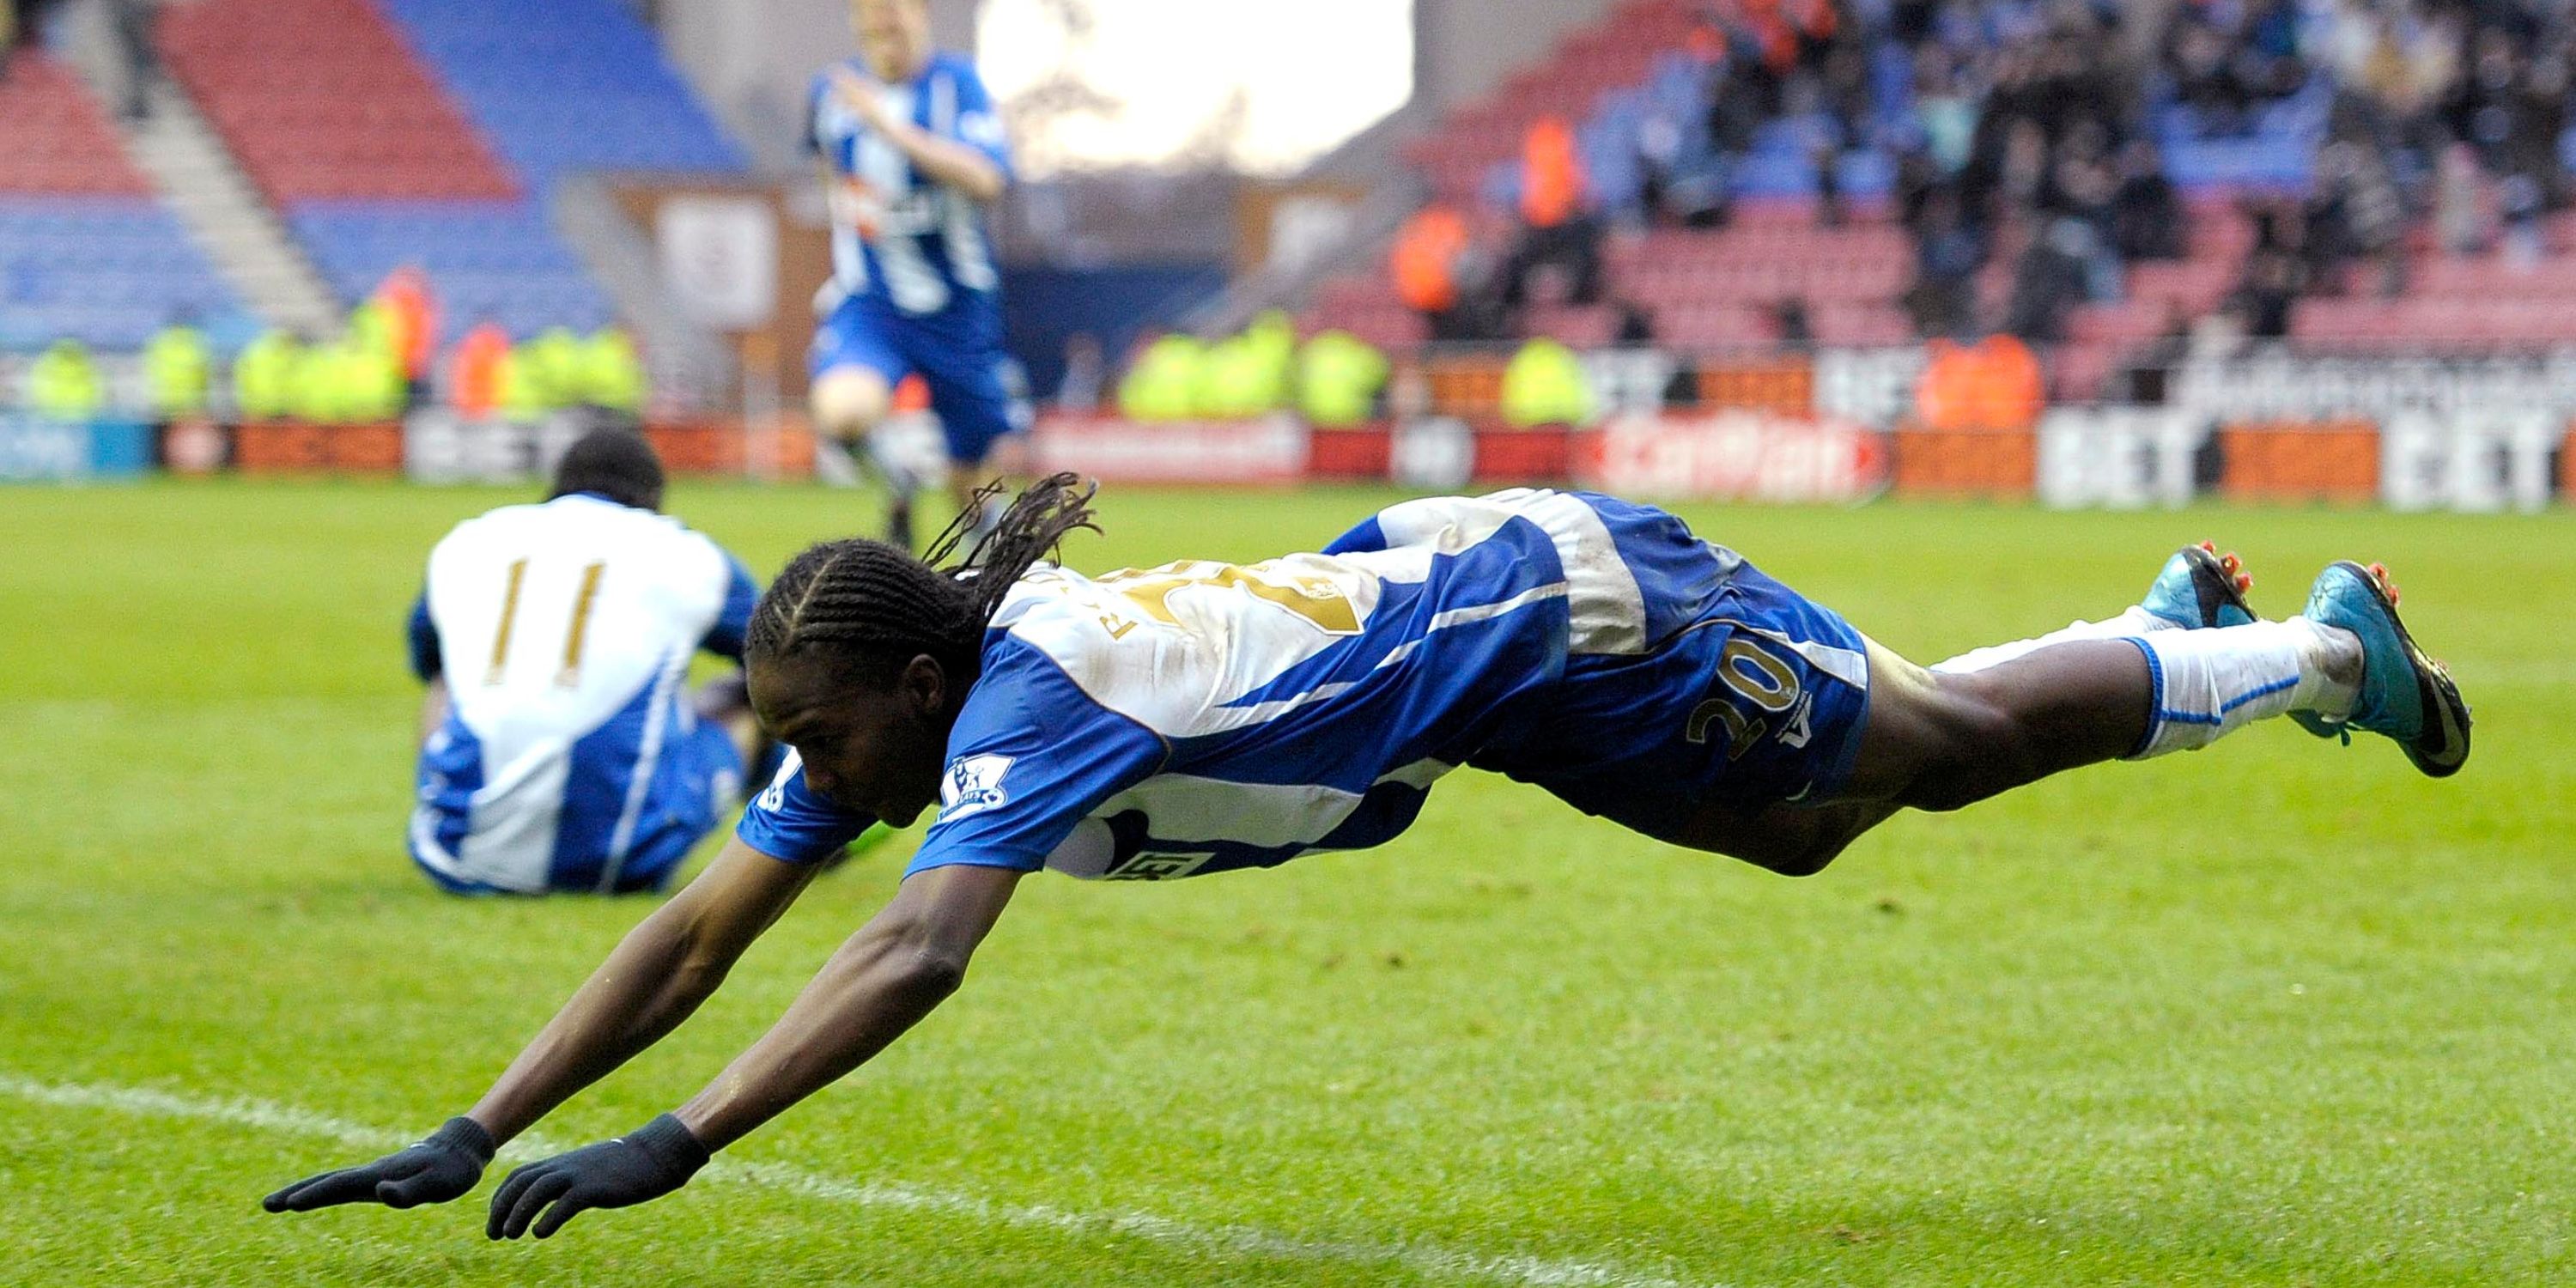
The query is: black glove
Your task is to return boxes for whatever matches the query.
[263,1115,496,1212]
[485,1113,710,1240]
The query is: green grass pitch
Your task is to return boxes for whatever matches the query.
[2,478,2570,1287]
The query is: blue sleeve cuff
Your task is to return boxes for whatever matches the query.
[1321,515,1388,556]
[406,592,442,682]
[702,552,759,661]
[734,751,878,865]
[802,73,828,155]
[902,849,1045,878]
[896,641,1167,878]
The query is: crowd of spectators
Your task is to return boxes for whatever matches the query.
[2216,0,2576,334]
[1397,0,2576,358]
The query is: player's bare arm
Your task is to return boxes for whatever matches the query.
[478,863,1022,1240]
[674,862,1019,1151]
[261,840,818,1213]
[464,841,823,1141]
[829,67,1005,202]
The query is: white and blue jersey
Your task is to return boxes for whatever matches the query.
[407,493,759,895]
[739,489,1875,881]
[808,51,1009,318]
[805,52,1024,464]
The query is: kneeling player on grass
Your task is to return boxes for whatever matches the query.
[404,430,767,895]
[268,477,2469,1236]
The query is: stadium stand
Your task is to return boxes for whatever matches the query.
[374,0,747,190]
[0,52,152,197]
[0,52,244,349]
[287,204,613,337]
[1307,0,2576,404]
[152,0,744,338]
[155,0,518,204]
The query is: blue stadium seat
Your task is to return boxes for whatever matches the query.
[0,198,251,349]
[263,0,755,334]
[374,0,748,193]
[289,202,611,339]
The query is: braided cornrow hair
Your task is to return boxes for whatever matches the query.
[745,472,1100,690]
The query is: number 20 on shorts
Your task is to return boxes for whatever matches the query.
[1686,635,1803,760]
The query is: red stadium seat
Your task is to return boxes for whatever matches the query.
[2066,301,2169,345]
[2127,258,2239,316]
[0,54,155,196]
[2409,254,2576,299]
[2053,342,2122,400]
[1525,303,1619,347]
[157,0,518,204]
[1810,303,1915,346]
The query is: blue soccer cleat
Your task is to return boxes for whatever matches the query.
[2142,541,2257,629]
[2291,560,2471,777]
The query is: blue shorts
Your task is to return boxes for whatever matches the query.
[410,716,742,896]
[608,718,744,893]
[809,291,1027,466]
[1479,562,1874,840]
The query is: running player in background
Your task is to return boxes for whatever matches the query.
[404,430,764,895]
[805,0,1024,550]
[270,477,2468,1235]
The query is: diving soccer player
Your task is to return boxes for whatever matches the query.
[805,0,1024,550]
[404,430,762,895]
[271,478,2465,1236]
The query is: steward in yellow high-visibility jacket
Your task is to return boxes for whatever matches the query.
[234,330,303,422]
[1295,329,1388,428]
[27,339,106,423]
[1499,337,1595,428]
[580,328,647,415]
[1115,333,1205,422]
[143,321,213,421]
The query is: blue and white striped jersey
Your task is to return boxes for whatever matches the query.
[805,52,1010,317]
[410,494,758,893]
[738,489,1772,881]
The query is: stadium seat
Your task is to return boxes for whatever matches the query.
[0,54,155,197]
[2409,255,2576,299]
[149,0,749,336]
[2127,259,2239,316]
[1524,303,1619,348]
[0,199,250,349]
[1808,303,1914,346]
[374,0,748,192]
[157,0,519,204]
[290,204,612,338]
[0,67,249,349]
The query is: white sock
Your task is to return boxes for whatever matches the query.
[1931,605,2174,675]
[862,434,921,501]
[811,435,863,487]
[2125,617,2361,758]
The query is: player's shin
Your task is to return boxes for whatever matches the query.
[2124,619,2360,758]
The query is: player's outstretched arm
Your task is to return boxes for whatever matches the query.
[261,840,819,1215]
[483,862,1023,1240]
[829,68,1005,202]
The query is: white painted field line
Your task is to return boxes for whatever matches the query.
[0,1073,1714,1288]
